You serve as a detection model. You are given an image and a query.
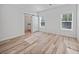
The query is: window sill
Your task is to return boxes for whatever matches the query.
[61,28,73,31]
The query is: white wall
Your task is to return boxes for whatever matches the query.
[77,5,79,41]
[0,5,24,41]
[39,5,77,37]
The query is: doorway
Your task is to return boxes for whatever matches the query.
[32,15,39,33]
[24,13,39,34]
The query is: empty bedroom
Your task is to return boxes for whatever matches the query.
[0,4,79,54]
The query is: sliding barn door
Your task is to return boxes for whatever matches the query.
[32,16,39,33]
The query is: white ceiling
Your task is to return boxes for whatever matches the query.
[14,4,63,13]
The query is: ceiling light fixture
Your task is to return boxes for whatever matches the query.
[49,4,52,6]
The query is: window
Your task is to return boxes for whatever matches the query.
[40,16,45,28]
[61,13,73,30]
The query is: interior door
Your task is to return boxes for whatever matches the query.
[32,16,39,33]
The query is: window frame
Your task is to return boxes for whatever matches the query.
[39,16,45,28]
[60,13,73,31]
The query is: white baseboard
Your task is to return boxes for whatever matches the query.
[0,33,25,42]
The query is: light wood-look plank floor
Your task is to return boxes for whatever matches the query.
[0,32,79,54]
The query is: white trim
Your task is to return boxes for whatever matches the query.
[0,33,25,42]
